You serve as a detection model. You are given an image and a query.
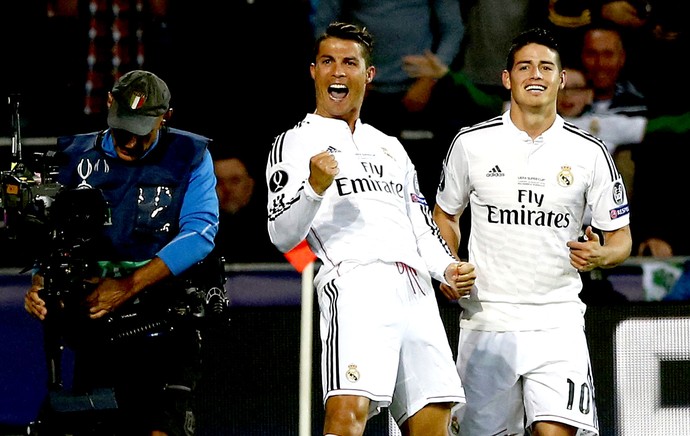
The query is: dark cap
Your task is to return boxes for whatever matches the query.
[108,70,170,136]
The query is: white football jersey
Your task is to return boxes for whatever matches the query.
[436,111,630,331]
[267,113,456,286]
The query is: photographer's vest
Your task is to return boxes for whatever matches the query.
[56,128,208,262]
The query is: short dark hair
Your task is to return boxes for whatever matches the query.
[506,27,561,71]
[314,22,374,67]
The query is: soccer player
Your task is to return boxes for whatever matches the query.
[266,22,476,435]
[433,28,632,436]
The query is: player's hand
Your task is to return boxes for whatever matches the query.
[440,261,476,300]
[309,150,339,195]
[567,226,604,272]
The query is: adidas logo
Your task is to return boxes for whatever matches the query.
[486,165,505,177]
[326,146,339,154]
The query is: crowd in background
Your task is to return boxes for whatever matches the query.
[1,0,689,269]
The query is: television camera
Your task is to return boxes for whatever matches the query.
[0,94,229,345]
[26,186,229,435]
[0,94,62,246]
[3,94,230,434]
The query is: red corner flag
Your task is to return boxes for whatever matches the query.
[284,239,317,273]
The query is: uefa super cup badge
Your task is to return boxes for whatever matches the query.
[76,158,94,189]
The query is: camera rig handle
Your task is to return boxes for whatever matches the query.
[9,93,22,167]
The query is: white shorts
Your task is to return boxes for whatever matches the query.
[317,261,464,425]
[453,327,599,436]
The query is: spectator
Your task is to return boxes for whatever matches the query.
[212,145,284,264]
[578,20,690,257]
[558,65,647,155]
[580,24,647,117]
[579,24,647,206]
[600,1,690,115]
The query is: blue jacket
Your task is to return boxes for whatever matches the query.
[55,127,219,275]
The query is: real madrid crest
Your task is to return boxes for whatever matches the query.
[346,364,360,383]
[557,166,573,187]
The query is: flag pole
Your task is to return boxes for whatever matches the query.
[284,239,317,435]
[298,260,315,436]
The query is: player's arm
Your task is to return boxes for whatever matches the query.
[426,203,475,300]
[266,134,329,253]
[403,161,469,291]
[599,225,632,268]
[567,225,632,272]
[432,204,461,259]
[433,132,470,260]
[575,144,633,271]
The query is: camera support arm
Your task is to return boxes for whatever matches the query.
[9,93,22,167]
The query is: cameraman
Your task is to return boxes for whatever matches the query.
[24,70,219,436]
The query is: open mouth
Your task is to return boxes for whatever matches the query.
[525,84,546,92]
[328,83,349,100]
